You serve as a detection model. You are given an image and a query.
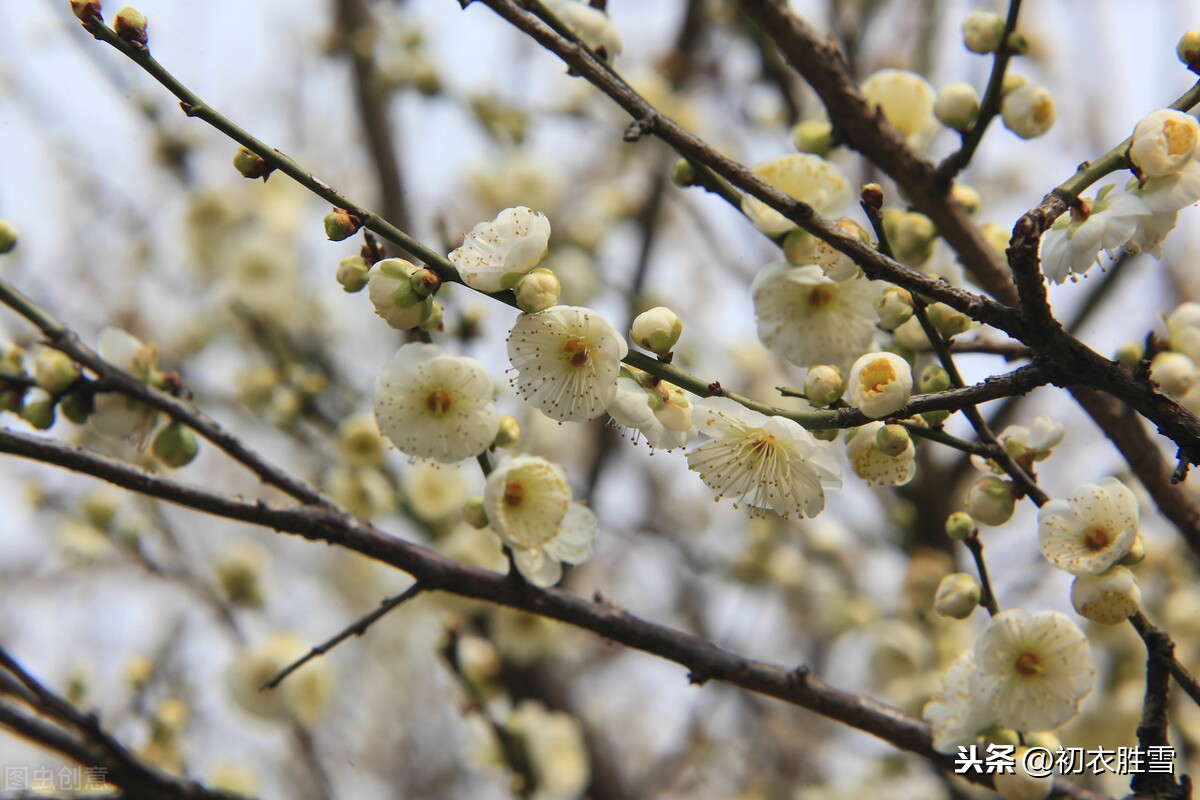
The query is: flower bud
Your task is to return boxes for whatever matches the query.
[335,256,370,293]
[951,184,981,214]
[811,427,839,442]
[215,543,265,608]
[153,421,199,468]
[994,748,1053,800]
[884,209,936,266]
[417,300,443,332]
[409,267,442,300]
[1004,31,1029,56]
[1178,30,1200,72]
[874,287,914,331]
[860,183,884,211]
[493,415,521,449]
[323,208,362,242]
[933,572,981,619]
[1115,340,1144,369]
[927,302,976,339]
[670,158,696,187]
[917,364,951,394]
[232,146,272,180]
[630,306,682,356]
[1150,351,1197,397]
[804,365,844,407]
[30,346,80,396]
[514,268,561,313]
[368,259,436,330]
[945,511,975,541]
[114,7,148,49]
[1119,534,1146,566]
[0,220,18,254]
[934,82,980,131]
[874,423,911,457]
[1071,566,1141,625]
[70,0,102,23]
[790,120,833,156]
[967,476,1016,526]
[462,496,489,529]
[782,228,817,265]
[1000,73,1027,96]
[1001,84,1055,140]
[848,352,913,419]
[59,391,92,424]
[21,388,55,430]
[1130,109,1200,177]
[961,9,1006,54]
[1024,731,1061,750]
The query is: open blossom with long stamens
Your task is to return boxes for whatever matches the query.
[484,455,596,587]
[751,262,879,370]
[605,369,695,450]
[685,397,840,519]
[968,609,1094,732]
[449,206,551,293]
[1039,185,1150,284]
[507,305,627,422]
[1038,476,1138,575]
[373,343,499,463]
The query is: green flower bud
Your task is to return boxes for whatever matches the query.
[921,409,951,426]
[323,208,362,242]
[875,423,911,457]
[1115,340,1144,369]
[945,511,975,541]
[30,346,81,396]
[21,388,55,430]
[782,228,818,265]
[984,727,1022,748]
[0,220,18,254]
[928,302,976,339]
[462,497,488,529]
[1024,731,1060,750]
[967,476,1016,526]
[114,7,148,49]
[1004,31,1029,56]
[811,427,839,442]
[493,415,521,449]
[153,421,199,468]
[670,158,696,187]
[409,267,442,300]
[934,82,979,131]
[886,210,937,266]
[804,365,844,407]
[232,146,273,180]
[417,299,443,332]
[514,268,561,313]
[790,120,833,156]
[336,256,371,293]
[630,306,682,356]
[918,364,951,394]
[1178,31,1200,73]
[951,184,981,215]
[933,572,981,619]
[59,391,92,424]
[874,287,914,331]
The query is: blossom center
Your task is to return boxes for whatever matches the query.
[503,481,524,507]
[1164,119,1196,156]
[807,286,835,308]
[860,359,897,394]
[425,389,453,417]
[1013,651,1044,677]
[1082,527,1110,552]
[563,337,590,367]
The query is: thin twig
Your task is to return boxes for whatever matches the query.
[962,532,1001,615]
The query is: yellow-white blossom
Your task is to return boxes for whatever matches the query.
[1038,477,1138,575]
[961,9,1006,54]
[686,397,841,518]
[861,69,939,150]
[934,82,979,131]
[91,327,160,444]
[1129,109,1200,177]
[1001,84,1055,139]
[227,633,330,726]
[740,154,853,236]
[847,352,913,419]
[484,455,596,587]
[374,343,499,463]
[546,0,621,60]
[449,206,551,293]
[969,609,1093,731]
[933,573,981,619]
[629,306,682,355]
[923,650,993,752]
[507,305,627,422]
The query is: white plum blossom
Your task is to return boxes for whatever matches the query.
[368,258,437,330]
[1129,109,1200,177]
[1001,84,1056,139]
[1039,185,1150,283]
[605,370,695,450]
[91,326,160,444]
[546,0,622,60]
[484,455,596,587]
[1038,476,1138,576]
[740,154,853,236]
[969,609,1093,732]
[861,69,939,149]
[847,352,913,420]
[751,262,879,370]
[373,343,499,463]
[1128,161,1200,255]
[449,206,551,293]
[507,305,627,422]
[845,421,916,486]
[686,397,841,519]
